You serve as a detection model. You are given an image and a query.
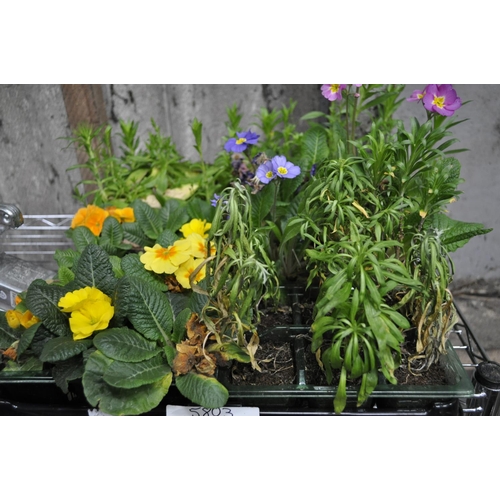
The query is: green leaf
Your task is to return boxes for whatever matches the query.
[251,183,275,227]
[334,365,347,414]
[40,336,93,363]
[17,322,41,357]
[58,266,75,285]
[83,350,172,415]
[54,248,81,269]
[103,353,171,389]
[100,216,124,248]
[132,199,162,240]
[160,200,190,232]
[52,355,85,393]
[117,276,173,342]
[121,222,151,247]
[157,229,179,247]
[71,226,97,252]
[73,244,118,297]
[120,254,167,292]
[175,372,229,409]
[302,127,329,168]
[93,327,161,362]
[25,280,73,337]
[424,213,493,252]
[0,314,22,349]
[172,308,192,344]
[186,197,215,222]
[207,342,251,363]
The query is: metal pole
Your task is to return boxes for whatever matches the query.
[467,362,500,416]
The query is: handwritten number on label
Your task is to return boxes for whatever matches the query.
[188,407,234,416]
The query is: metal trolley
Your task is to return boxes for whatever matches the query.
[1,209,499,416]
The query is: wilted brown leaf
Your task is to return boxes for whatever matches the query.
[172,352,196,376]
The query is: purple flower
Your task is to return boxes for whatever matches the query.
[224,130,260,153]
[407,88,427,102]
[422,84,462,117]
[321,84,347,102]
[211,193,221,207]
[255,160,276,184]
[271,155,301,179]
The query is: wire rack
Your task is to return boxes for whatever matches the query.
[0,216,492,416]
[0,215,75,271]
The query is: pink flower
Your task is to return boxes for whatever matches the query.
[321,84,347,101]
[422,84,462,116]
[407,88,427,102]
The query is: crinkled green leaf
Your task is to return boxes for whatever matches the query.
[157,229,179,248]
[175,372,229,409]
[172,308,192,344]
[120,254,167,292]
[103,353,171,389]
[25,280,73,337]
[83,350,172,415]
[160,200,190,232]
[40,336,93,363]
[54,248,81,269]
[132,199,162,239]
[17,322,41,357]
[71,226,97,252]
[0,313,22,349]
[73,244,118,297]
[52,355,85,393]
[117,276,173,341]
[100,216,124,248]
[93,327,161,362]
[57,266,75,286]
[121,222,151,247]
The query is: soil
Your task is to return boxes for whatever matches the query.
[230,306,449,387]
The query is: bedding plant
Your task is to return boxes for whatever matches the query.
[0,84,492,415]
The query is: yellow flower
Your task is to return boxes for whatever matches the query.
[5,310,21,329]
[185,233,216,259]
[180,219,211,238]
[71,205,109,236]
[106,206,135,223]
[58,287,114,340]
[5,309,40,329]
[174,257,206,289]
[69,300,115,340]
[58,287,111,312]
[140,240,192,274]
[19,310,40,329]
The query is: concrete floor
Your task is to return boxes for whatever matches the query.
[452,279,500,365]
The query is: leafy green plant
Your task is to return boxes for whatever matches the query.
[65,118,233,206]
[0,84,493,416]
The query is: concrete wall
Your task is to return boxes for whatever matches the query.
[1,84,498,287]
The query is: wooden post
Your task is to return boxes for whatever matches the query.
[60,84,110,199]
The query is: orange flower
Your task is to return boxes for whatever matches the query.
[71,205,109,236]
[5,309,40,329]
[106,206,135,223]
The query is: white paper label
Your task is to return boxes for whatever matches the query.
[167,405,260,416]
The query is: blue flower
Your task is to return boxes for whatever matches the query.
[211,194,221,207]
[224,130,260,153]
[255,160,276,184]
[271,155,301,179]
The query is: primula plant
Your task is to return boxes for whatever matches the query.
[0,84,493,416]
